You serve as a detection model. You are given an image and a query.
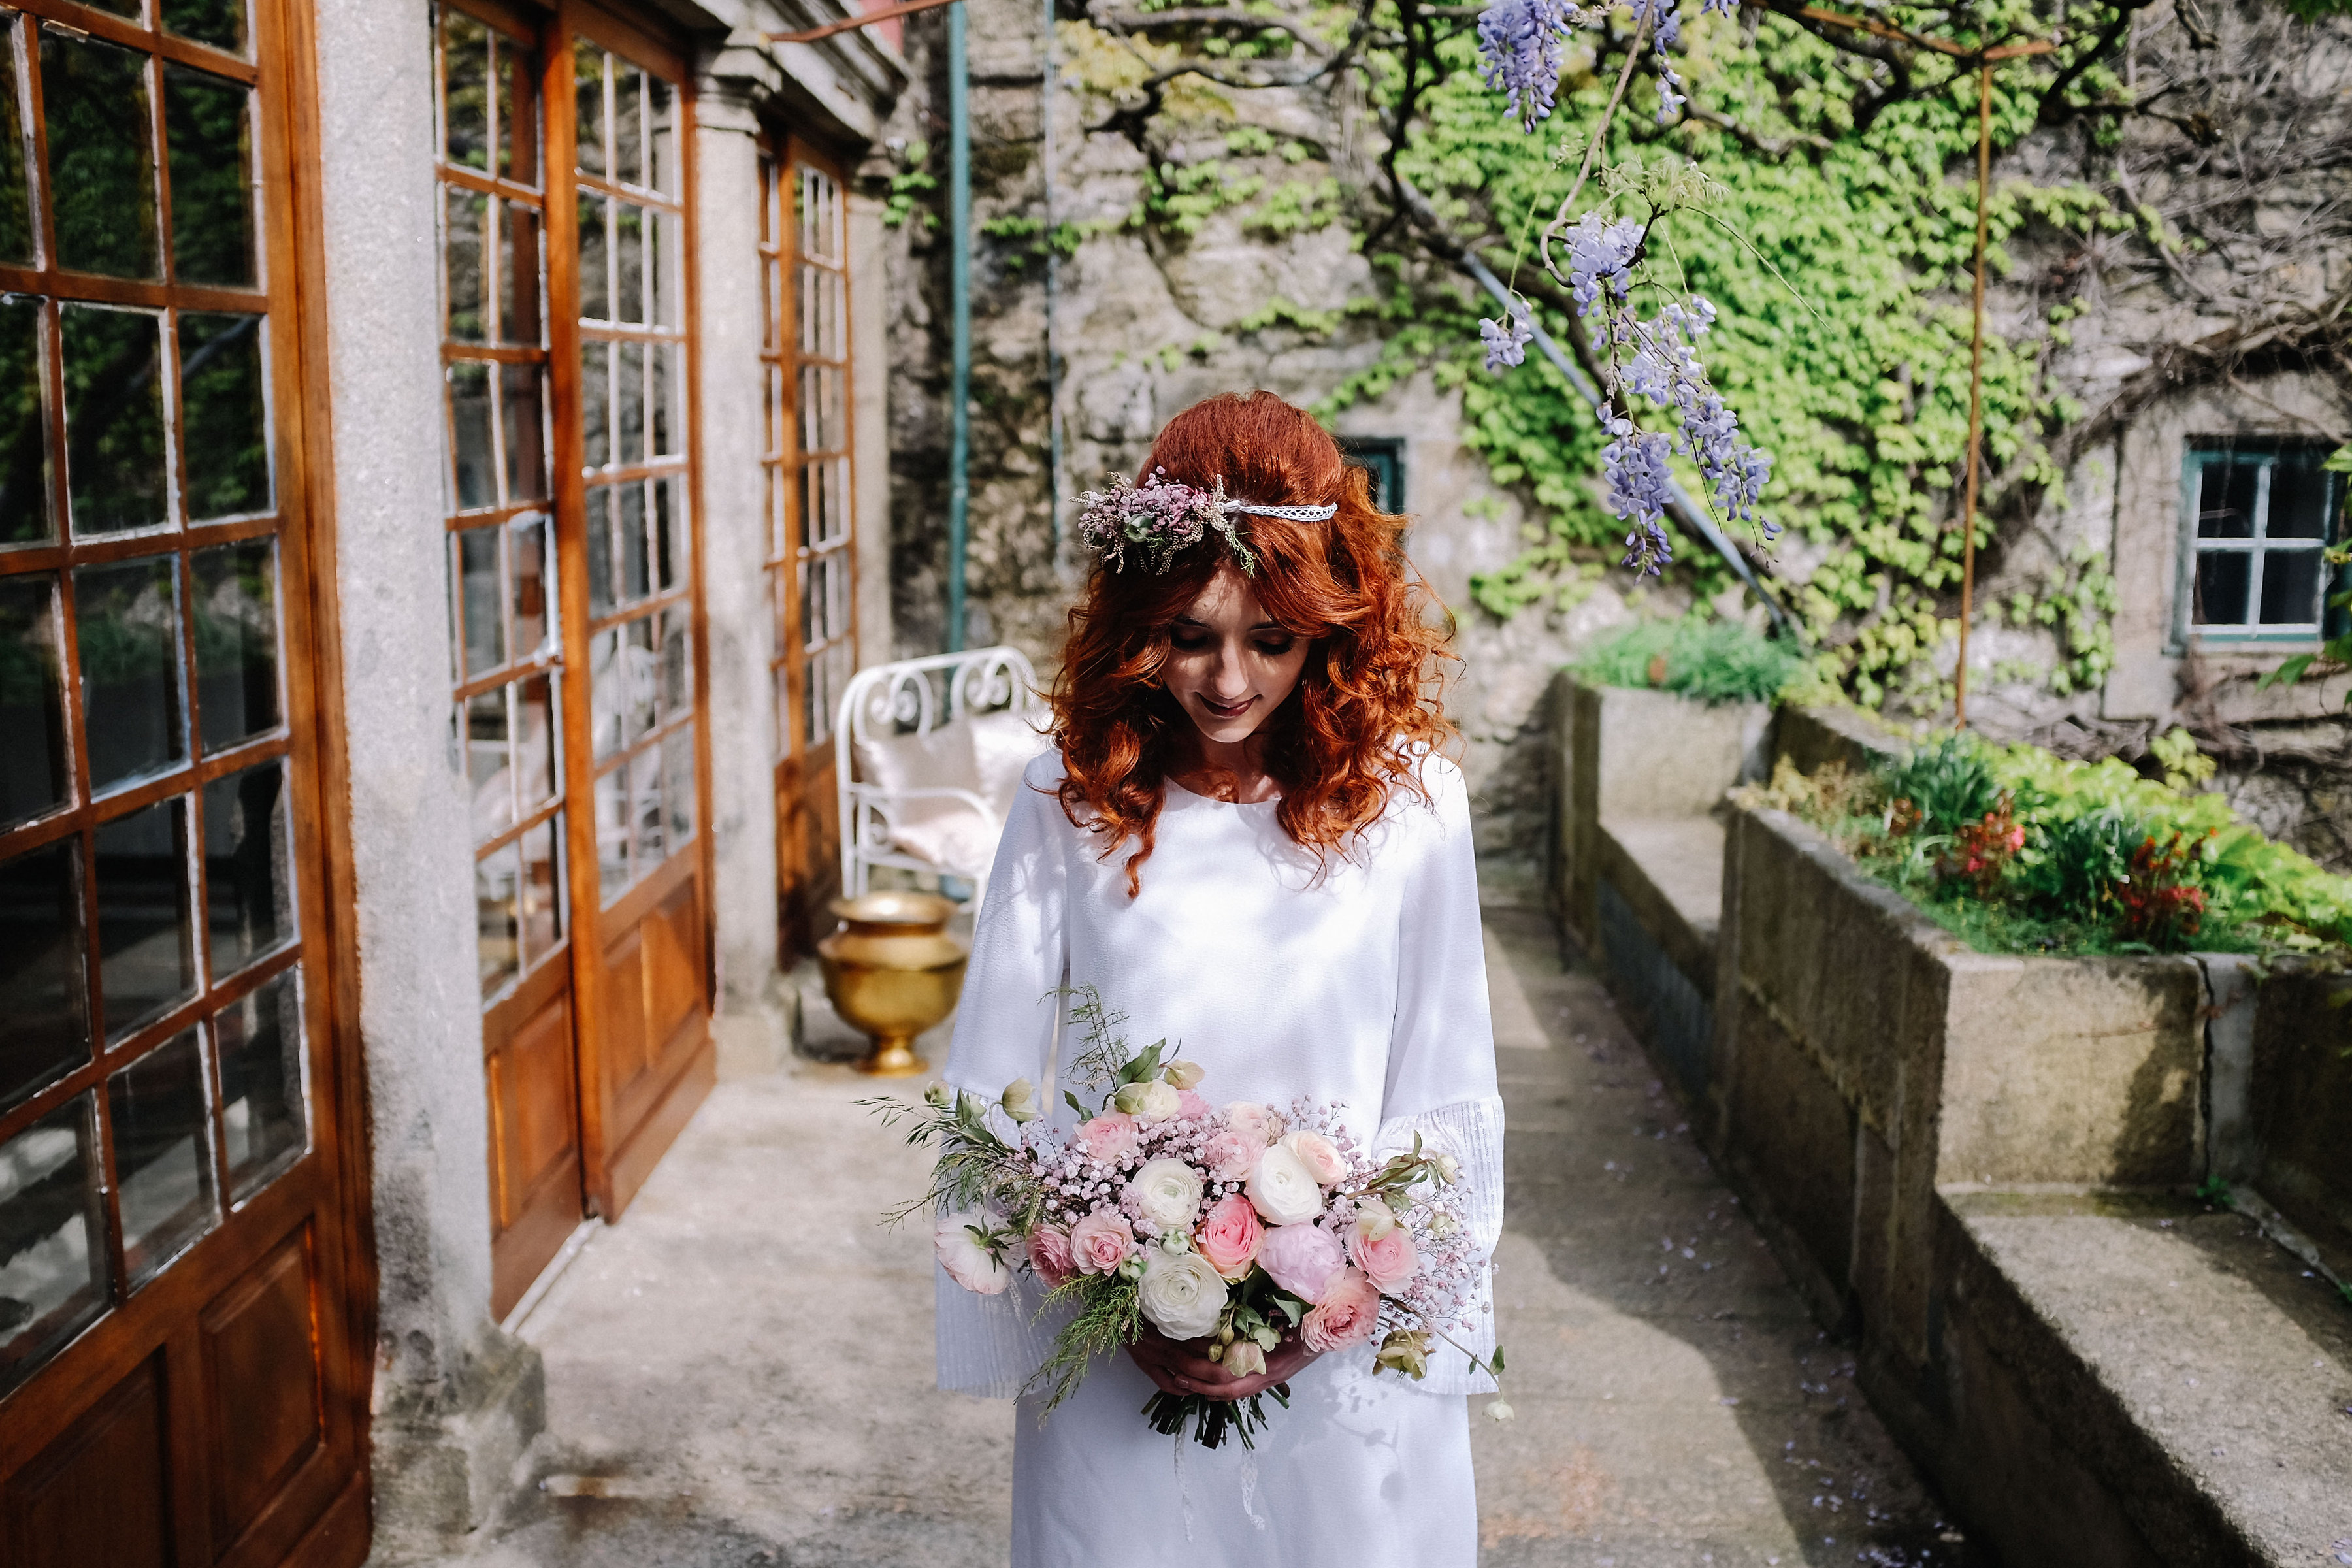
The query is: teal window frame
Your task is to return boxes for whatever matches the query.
[2174,438,2347,649]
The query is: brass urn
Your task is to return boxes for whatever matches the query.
[816,891,970,1077]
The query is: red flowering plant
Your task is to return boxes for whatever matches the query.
[2115,831,2213,950]
[1935,800,2026,899]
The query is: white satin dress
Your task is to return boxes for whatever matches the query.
[936,747,1504,1568]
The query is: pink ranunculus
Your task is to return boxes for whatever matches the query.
[1223,1101,1282,1147]
[1300,1267,1382,1352]
[1175,1089,1213,1122]
[1027,1227,1075,1290]
[1281,1129,1348,1187]
[1076,1111,1139,1165]
[1194,1194,1264,1280]
[1202,1130,1258,1184]
[1257,1221,1347,1303]
[1348,1221,1420,1292]
[1070,1209,1136,1275]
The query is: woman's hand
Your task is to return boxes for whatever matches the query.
[1126,1325,1318,1401]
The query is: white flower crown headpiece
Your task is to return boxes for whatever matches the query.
[1073,468,1339,575]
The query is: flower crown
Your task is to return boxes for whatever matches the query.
[1073,468,1338,575]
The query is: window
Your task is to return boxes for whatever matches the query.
[0,0,312,1395]
[2180,439,2347,644]
[1337,436,1405,514]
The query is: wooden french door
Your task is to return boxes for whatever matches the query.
[434,0,712,1321]
[0,0,371,1561]
[759,138,857,964]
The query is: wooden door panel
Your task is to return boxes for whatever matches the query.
[486,988,585,1320]
[600,924,650,1098]
[199,1233,323,1551]
[4,1357,173,1568]
[642,878,702,1056]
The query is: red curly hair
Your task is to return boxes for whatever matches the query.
[1051,391,1456,894]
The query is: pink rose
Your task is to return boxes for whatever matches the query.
[1348,1222,1419,1292]
[1028,1227,1075,1290]
[1223,1101,1283,1147]
[1193,1194,1264,1280]
[1300,1267,1382,1352]
[1176,1090,1213,1122]
[1257,1222,1347,1303]
[1202,1131,1258,1184]
[1070,1209,1136,1275]
[1281,1129,1348,1187]
[1077,1111,1139,1165]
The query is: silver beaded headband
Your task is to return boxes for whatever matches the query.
[1073,468,1338,575]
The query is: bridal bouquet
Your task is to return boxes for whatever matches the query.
[871,989,1507,1448]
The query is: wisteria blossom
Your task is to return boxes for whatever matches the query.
[1477,0,1585,129]
[1480,297,1535,370]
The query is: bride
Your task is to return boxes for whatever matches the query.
[936,390,1503,1566]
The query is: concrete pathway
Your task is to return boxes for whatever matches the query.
[416,896,1992,1566]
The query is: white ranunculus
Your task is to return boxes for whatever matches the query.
[1245,1143,1326,1226]
[934,1211,1010,1296]
[1126,1157,1205,1232]
[999,1078,1039,1123]
[1137,1249,1230,1341]
[1162,1058,1206,1090]
[1281,1129,1349,1186]
[1120,1079,1181,1123]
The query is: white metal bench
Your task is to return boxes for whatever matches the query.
[834,645,1051,912]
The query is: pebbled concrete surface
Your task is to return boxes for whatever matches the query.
[390,895,1991,1567]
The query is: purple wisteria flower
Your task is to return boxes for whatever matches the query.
[1477,0,1585,131]
[1073,468,1259,574]
[1604,421,1678,575]
[1557,211,1644,313]
[1480,298,1535,372]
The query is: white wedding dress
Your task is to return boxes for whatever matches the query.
[936,747,1503,1567]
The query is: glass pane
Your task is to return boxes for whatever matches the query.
[457,523,502,676]
[585,485,613,617]
[774,662,791,761]
[441,8,489,170]
[95,796,195,1039]
[0,1094,109,1397]
[651,210,676,328]
[0,297,48,545]
[615,66,642,187]
[163,66,255,289]
[802,364,841,455]
[2260,547,2322,625]
[42,31,159,280]
[75,554,186,792]
[500,364,545,503]
[214,966,303,1200]
[2194,550,2251,627]
[662,723,694,846]
[466,685,509,842]
[516,670,556,811]
[0,22,33,267]
[496,34,538,186]
[572,41,605,177]
[2196,459,2257,539]
[648,76,676,196]
[2269,456,2331,540]
[581,340,610,468]
[593,764,627,897]
[619,482,647,603]
[497,199,542,346]
[163,0,248,55]
[201,757,289,980]
[0,576,67,832]
[178,313,270,520]
[109,1028,216,1288]
[615,340,644,466]
[517,815,559,964]
[576,195,608,319]
[61,306,168,536]
[630,745,661,867]
[510,512,551,657]
[623,614,654,745]
[0,838,86,1113]
[654,478,683,593]
[589,627,619,760]
[651,342,674,456]
[615,204,645,325]
[445,188,486,342]
[448,361,493,510]
[657,602,689,721]
[191,538,278,752]
[475,837,517,997]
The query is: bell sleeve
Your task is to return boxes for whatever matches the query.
[1375,753,1505,1396]
[932,753,1071,1398]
